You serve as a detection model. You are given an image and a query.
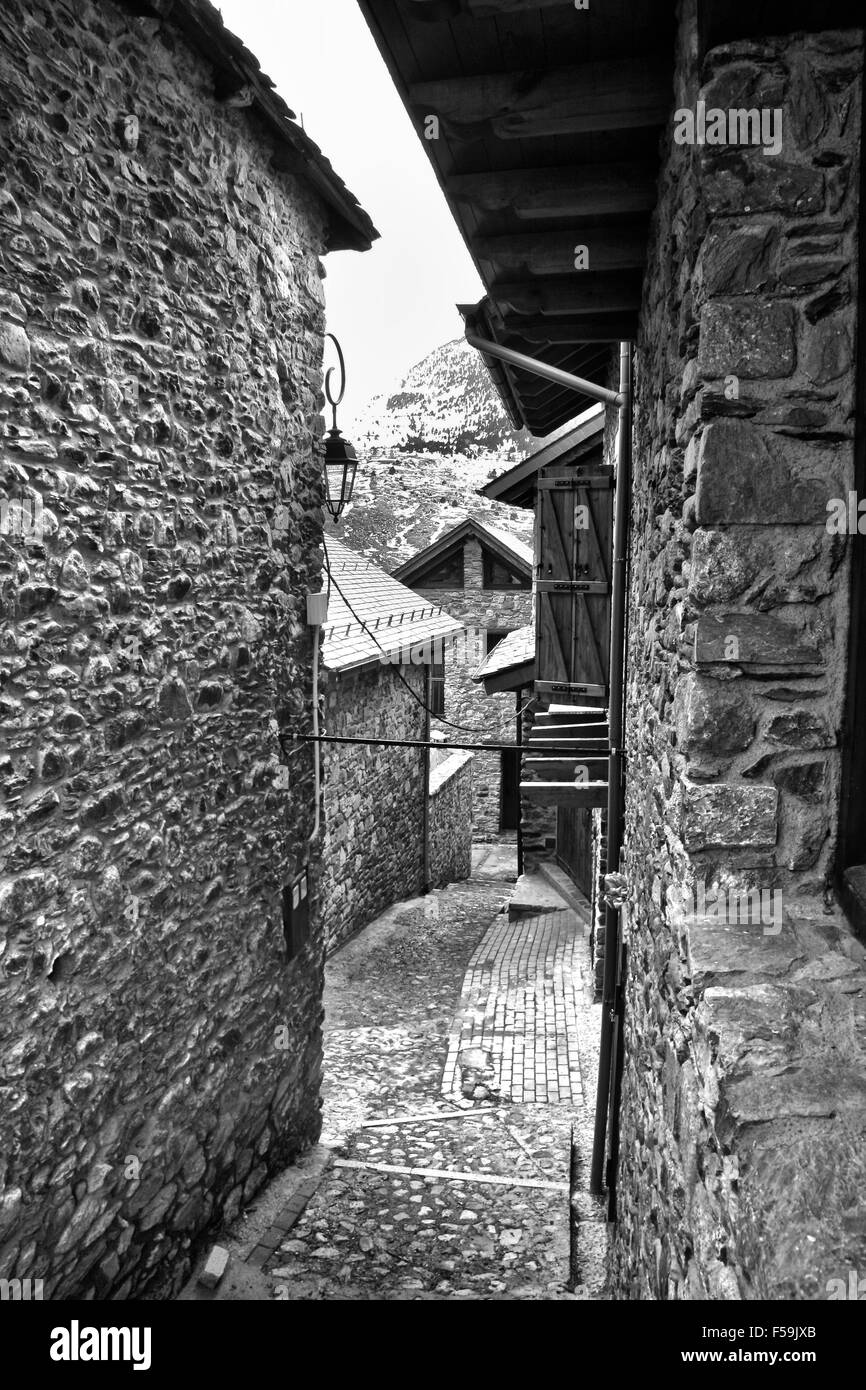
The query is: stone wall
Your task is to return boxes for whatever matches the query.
[589,809,607,998]
[429,749,473,888]
[0,0,335,1299]
[320,662,426,952]
[611,9,866,1299]
[418,537,532,838]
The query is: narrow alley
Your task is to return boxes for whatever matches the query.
[198,847,606,1301]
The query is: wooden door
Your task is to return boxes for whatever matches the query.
[500,747,520,831]
[535,463,614,707]
[556,806,593,896]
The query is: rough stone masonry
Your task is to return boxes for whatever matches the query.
[320,663,427,954]
[0,0,371,1298]
[418,536,532,839]
[610,12,866,1299]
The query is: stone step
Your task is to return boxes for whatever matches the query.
[508,870,576,919]
[536,861,592,924]
[524,757,608,781]
[520,781,609,808]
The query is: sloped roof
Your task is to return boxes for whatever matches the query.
[122,0,377,251]
[392,516,532,586]
[480,405,605,510]
[472,623,535,695]
[322,538,464,674]
[356,0,674,431]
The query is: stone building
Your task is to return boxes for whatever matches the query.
[478,410,607,889]
[360,0,866,1300]
[0,0,376,1298]
[318,539,469,953]
[392,517,533,840]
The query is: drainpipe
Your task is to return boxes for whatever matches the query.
[463,329,634,1198]
[465,333,626,409]
[422,665,432,893]
[590,342,632,1197]
[516,692,524,877]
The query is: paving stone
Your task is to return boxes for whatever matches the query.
[257,874,606,1300]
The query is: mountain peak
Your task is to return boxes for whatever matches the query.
[350,338,531,458]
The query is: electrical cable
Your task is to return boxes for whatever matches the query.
[321,538,536,737]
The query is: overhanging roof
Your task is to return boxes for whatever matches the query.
[473,623,535,696]
[121,0,377,251]
[356,0,676,431]
[357,0,866,433]
[323,538,463,674]
[480,404,605,509]
[392,516,532,585]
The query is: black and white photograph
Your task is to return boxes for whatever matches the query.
[1,0,865,1359]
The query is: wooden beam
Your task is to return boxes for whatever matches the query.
[535,709,607,724]
[525,758,608,780]
[499,316,635,343]
[492,272,643,316]
[529,722,609,739]
[409,61,671,140]
[407,0,587,14]
[481,661,535,695]
[535,680,606,700]
[404,0,463,17]
[465,0,591,11]
[511,372,591,408]
[520,781,608,807]
[475,225,647,276]
[448,164,658,219]
[528,738,609,753]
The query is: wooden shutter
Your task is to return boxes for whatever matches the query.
[535,463,614,706]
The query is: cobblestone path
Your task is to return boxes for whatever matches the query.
[261,865,606,1299]
[442,910,585,1105]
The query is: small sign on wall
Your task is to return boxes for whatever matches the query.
[282,869,310,961]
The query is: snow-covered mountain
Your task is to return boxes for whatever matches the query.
[349,338,532,459]
[327,340,535,571]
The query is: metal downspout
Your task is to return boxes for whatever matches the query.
[465,333,626,409]
[463,327,633,1201]
[423,666,432,893]
[590,342,632,1196]
[516,693,524,878]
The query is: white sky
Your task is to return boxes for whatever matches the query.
[216,0,485,423]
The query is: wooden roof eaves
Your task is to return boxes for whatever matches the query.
[481,661,536,695]
[480,406,605,505]
[119,0,378,251]
[392,517,532,584]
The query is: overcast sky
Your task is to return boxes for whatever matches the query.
[216,0,484,423]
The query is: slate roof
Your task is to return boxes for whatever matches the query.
[322,538,464,675]
[392,515,533,585]
[472,624,535,684]
[122,0,377,251]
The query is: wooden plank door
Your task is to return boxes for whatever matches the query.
[535,463,614,707]
[500,747,520,831]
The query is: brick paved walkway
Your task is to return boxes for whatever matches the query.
[443,910,584,1105]
[197,861,607,1299]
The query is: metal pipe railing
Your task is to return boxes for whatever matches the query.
[465,332,626,409]
[590,341,632,1196]
[297,733,608,756]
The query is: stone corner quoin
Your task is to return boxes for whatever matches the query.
[612,18,866,1301]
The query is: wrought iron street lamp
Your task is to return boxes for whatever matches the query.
[322,333,358,522]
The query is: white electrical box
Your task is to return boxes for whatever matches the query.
[306,591,329,626]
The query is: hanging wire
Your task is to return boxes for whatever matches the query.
[321,538,536,736]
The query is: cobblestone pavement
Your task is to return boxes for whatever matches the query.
[258,862,606,1299]
[443,911,584,1105]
